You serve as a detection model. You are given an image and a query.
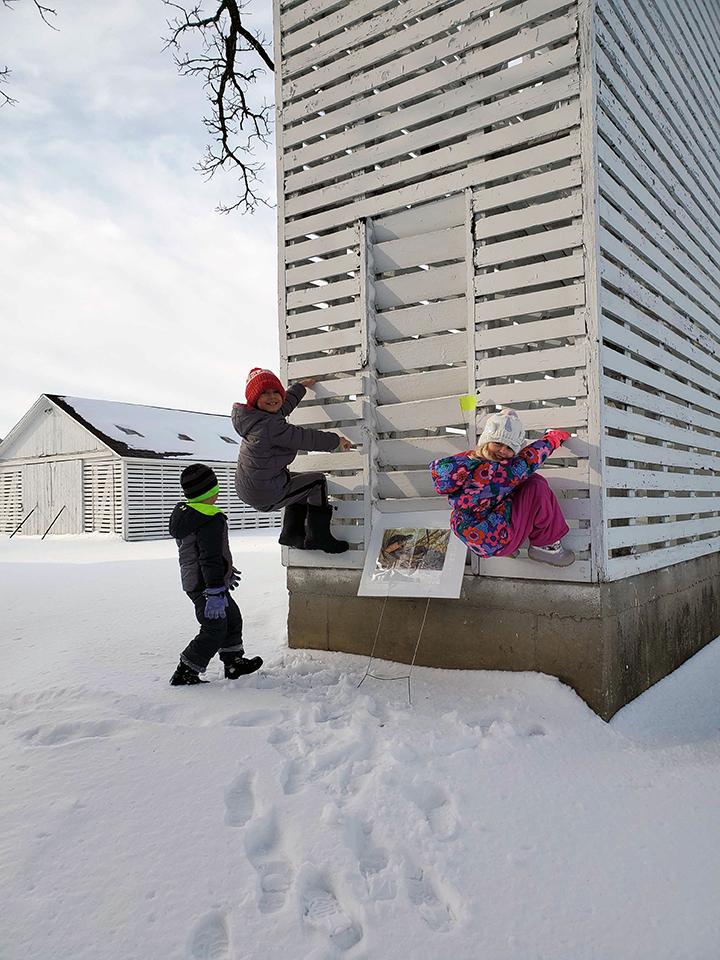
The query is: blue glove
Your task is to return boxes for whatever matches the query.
[228,567,241,590]
[204,587,228,619]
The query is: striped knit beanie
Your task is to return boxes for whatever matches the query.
[245,368,286,408]
[180,463,218,501]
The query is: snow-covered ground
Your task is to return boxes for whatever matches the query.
[2,532,719,960]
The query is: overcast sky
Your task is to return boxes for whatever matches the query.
[1,0,279,439]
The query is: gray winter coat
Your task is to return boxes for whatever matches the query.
[232,383,340,510]
[168,503,234,593]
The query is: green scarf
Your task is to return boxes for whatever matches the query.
[186,502,224,517]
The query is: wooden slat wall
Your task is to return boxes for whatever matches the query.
[0,468,23,533]
[83,459,122,534]
[278,0,587,575]
[124,462,281,542]
[596,0,720,580]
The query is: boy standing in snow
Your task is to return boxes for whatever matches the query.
[168,463,263,686]
[233,367,353,554]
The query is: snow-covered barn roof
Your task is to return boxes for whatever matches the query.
[48,395,241,462]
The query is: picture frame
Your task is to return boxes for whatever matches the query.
[357,509,467,599]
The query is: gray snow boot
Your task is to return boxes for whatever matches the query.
[528,540,575,567]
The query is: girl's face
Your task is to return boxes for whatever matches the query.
[487,441,515,462]
[256,389,283,413]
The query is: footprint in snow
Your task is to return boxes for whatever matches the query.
[224,772,254,827]
[281,757,308,795]
[244,810,294,914]
[344,816,391,884]
[297,864,363,952]
[402,859,454,933]
[404,781,459,842]
[226,709,287,728]
[19,718,125,746]
[187,912,231,960]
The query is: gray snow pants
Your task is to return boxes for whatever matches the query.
[261,470,328,512]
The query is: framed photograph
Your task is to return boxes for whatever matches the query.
[358,510,467,599]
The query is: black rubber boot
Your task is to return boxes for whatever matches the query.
[169,661,208,685]
[304,504,349,554]
[278,502,307,548]
[223,655,264,680]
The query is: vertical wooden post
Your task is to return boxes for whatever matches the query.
[465,186,480,577]
[359,217,378,549]
[578,0,607,583]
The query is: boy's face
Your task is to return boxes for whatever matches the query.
[487,441,515,462]
[256,389,283,413]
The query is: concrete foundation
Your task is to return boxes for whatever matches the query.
[287,551,720,720]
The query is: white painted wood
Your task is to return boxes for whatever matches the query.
[282,0,576,102]
[476,343,586,380]
[603,537,720,581]
[477,373,588,406]
[284,18,577,141]
[473,159,583,215]
[376,333,467,374]
[476,313,586,351]
[375,367,468,405]
[294,451,364,472]
[475,283,586,324]
[475,254,585,297]
[475,194,583,241]
[373,196,465,243]
[284,102,581,219]
[286,302,362,334]
[289,399,364,427]
[374,266,466,310]
[286,276,359,311]
[375,299,466,342]
[374,227,466,274]
[286,327,362,358]
[286,547,366,568]
[285,228,358,265]
[286,252,360,287]
[287,350,363,380]
[377,470,441,500]
[474,224,583,270]
[474,554,592,581]
[0,467,23,533]
[378,436,469,467]
[285,52,579,186]
[375,396,465,434]
[284,129,582,240]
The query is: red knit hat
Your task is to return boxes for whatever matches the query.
[245,367,286,408]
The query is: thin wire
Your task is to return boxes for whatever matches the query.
[358,596,431,705]
[357,594,388,689]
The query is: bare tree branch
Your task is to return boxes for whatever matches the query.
[3,0,58,28]
[2,0,58,106]
[164,0,275,214]
[1,65,18,107]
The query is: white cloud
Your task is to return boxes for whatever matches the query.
[0,0,279,435]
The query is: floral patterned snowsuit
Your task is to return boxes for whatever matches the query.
[429,436,560,557]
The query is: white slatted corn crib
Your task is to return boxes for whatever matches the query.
[276,0,720,583]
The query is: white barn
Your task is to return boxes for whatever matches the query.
[0,395,280,541]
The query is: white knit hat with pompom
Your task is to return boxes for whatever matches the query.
[479,408,526,454]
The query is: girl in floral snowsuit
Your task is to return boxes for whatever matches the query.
[429,409,575,567]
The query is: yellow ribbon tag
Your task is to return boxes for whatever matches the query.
[459,395,477,412]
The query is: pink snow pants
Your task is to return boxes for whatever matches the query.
[495,473,569,556]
